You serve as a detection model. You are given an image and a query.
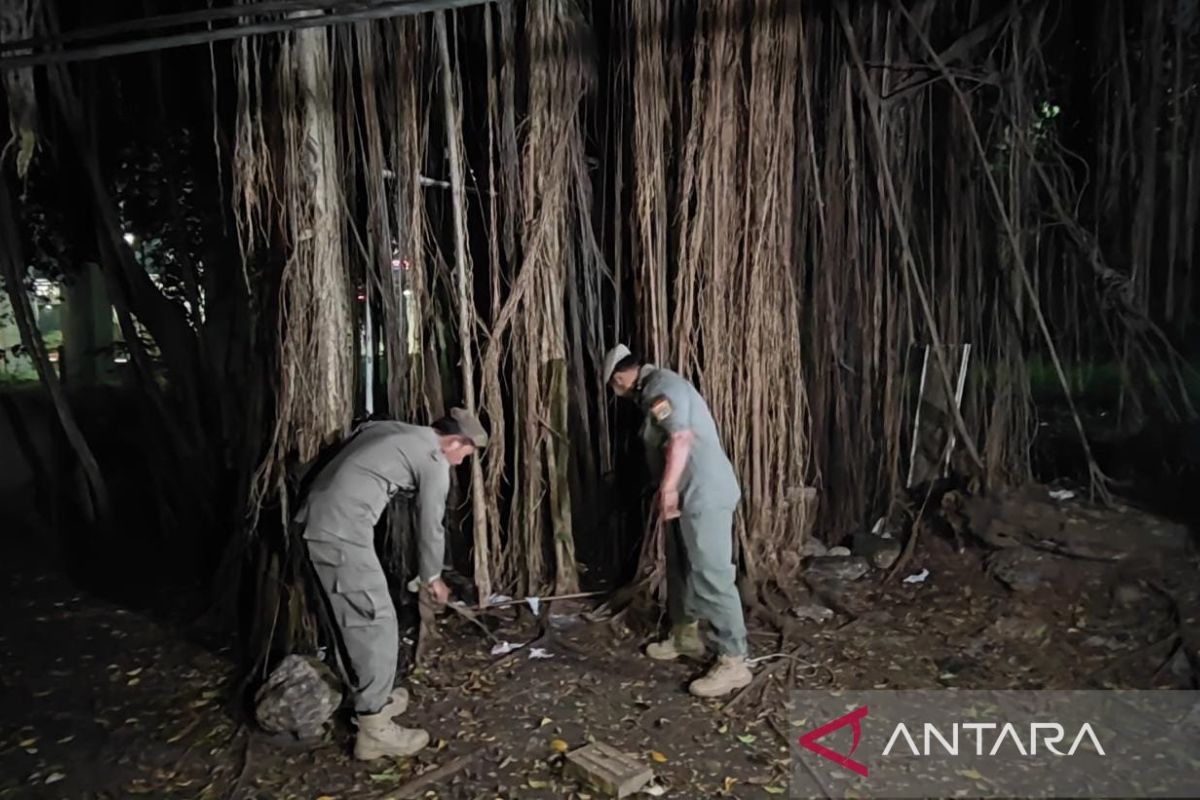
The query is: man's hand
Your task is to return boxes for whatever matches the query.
[658,487,681,521]
[427,577,451,606]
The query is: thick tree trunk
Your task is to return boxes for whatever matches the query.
[291,17,353,455]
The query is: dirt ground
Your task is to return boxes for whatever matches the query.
[1,491,1197,800]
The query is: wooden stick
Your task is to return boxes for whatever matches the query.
[442,599,503,645]
[390,749,483,799]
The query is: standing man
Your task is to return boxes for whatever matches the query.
[296,408,488,760]
[602,345,752,698]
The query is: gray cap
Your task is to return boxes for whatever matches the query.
[450,407,489,448]
[601,344,633,385]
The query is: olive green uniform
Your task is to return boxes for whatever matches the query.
[637,365,747,656]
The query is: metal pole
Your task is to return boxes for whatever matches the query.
[0,0,493,71]
[0,0,373,53]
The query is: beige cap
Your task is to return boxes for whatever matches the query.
[601,344,633,385]
[450,407,489,448]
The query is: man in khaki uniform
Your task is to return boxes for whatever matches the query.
[602,345,752,698]
[296,407,488,759]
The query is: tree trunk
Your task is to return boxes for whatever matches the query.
[0,176,110,520]
[547,358,579,595]
[253,11,356,480]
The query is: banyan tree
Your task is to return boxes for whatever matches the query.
[1,0,1196,670]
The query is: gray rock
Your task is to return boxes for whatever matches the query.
[806,555,871,582]
[792,603,836,624]
[827,546,852,557]
[801,538,829,558]
[986,548,1061,593]
[254,654,343,739]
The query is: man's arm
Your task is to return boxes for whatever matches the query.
[645,386,692,518]
[661,430,695,493]
[416,464,451,584]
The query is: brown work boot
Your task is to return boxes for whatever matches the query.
[353,712,429,761]
[688,654,753,698]
[645,622,706,661]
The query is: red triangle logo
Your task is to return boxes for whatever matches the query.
[797,705,870,777]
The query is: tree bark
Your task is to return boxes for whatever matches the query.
[291,13,353,455]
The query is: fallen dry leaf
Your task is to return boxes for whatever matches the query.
[550,739,569,753]
[649,751,668,763]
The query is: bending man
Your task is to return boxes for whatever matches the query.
[296,408,488,760]
[602,345,752,698]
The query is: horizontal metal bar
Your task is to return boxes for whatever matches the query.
[0,0,492,71]
[0,0,376,54]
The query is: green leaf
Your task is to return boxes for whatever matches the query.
[736,734,757,745]
[368,770,401,783]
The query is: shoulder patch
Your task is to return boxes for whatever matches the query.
[649,395,673,422]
